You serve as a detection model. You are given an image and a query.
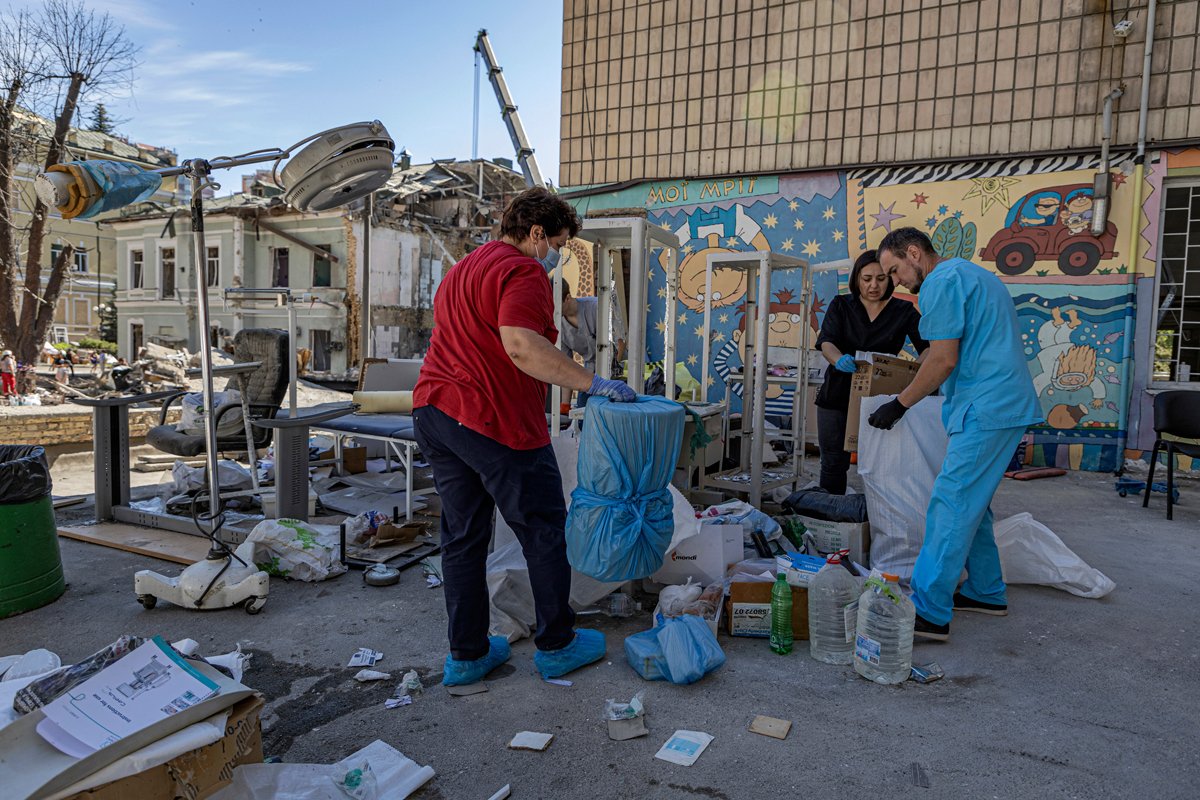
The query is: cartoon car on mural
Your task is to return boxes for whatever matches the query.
[979,183,1119,276]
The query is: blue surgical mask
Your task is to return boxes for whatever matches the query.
[539,245,560,272]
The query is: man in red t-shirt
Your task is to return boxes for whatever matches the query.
[413,187,636,686]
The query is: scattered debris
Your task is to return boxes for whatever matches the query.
[384,695,413,709]
[421,557,443,588]
[354,669,392,683]
[605,693,647,741]
[446,683,488,697]
[400,670,423,696]
[486,786,512,800]
[654,730,713,766]
[347,648,384,668]
[910,662,945,684]
[748,715,791,740]
[363,564,401,587]
[543,677,573,687]
[911,761,931,788]
[508,731,554,751]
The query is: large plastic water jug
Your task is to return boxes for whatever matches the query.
[807,553,860,665]
[853,572,914,684]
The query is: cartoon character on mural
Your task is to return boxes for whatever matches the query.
[668,204,771,312]
[980,183,1118,276]
[1031,306,1108,427]
[711,289,809,415]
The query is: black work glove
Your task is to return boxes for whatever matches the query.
[867,397,909,430]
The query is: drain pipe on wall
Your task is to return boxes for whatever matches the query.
[1090,86,1124,237]
[1117,0,1158,464]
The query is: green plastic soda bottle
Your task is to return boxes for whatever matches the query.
[770,573,793,654]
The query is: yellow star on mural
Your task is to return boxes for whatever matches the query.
[713,331,725,342]
[646,304,651,314]
[763,213,779,229]
[832,229,845,242]
[802,239,821,256]
[718,313,729,324]
[963,176,1022,214]
[657,287,668,299]
[681,243,694,255]
[693,324,706,337]
[706,375,715,387]
[686,353,698,366]
[822,206,836,220]
[787,200,799,211]
[655,320,667,333]
[678,310,689,325]
[793,218,804,230]
[780,237,795,252]
[660,221,672,230]
[725,236,739,247]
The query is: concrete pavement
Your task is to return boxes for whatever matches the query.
[2,466,1197,799]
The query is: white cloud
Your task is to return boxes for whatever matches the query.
[84,0,176,32]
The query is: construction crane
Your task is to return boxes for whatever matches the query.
[473,29,545,188]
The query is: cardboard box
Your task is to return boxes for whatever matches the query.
[844,352,921,452]
[652,522,743,587]
[65,695,264,800]
[795,514,871,567]
[724,582,809,640]
[315,445,367,474]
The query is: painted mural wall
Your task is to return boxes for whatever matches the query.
[565,151,1169,472]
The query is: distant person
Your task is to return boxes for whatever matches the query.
[1,350,15,396]
[53,352,71,384]
[89,351,100,376]
[814,249,928,494]
[870,227,1042,642]
[559,282,627,407]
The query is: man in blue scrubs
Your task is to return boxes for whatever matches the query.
[870,228,1042,641]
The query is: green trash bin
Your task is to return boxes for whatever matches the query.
[0,445,64,618]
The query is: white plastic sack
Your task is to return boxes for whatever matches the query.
[245,519,346,581]
[994,513,1116,598]
[210,739,434,800]
[171,459,252,495]
[177,389,243,436]
[857,395,946,584]
[488,427,701,642]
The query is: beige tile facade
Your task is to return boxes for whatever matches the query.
[560,0,1200,187]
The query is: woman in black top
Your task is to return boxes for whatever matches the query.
[814,249,928,494]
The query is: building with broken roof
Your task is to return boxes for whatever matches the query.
[109,158,525,373]
[8,108,178,343]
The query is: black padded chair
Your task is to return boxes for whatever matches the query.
[1142,390,1200,520]
[146,328,289,458]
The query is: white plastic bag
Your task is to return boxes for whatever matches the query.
[245,519,346,581]
[171,459,252,495]
[994,513,1116,598]
[857,395,947,583]
[177,389,243,436]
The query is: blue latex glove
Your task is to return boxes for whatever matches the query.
[835,354,858,373]
[588,375,636,402]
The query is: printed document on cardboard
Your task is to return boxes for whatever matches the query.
[37,637,219,757]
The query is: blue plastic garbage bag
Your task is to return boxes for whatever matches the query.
[566,396,684,582]
[75,160,162,219]
[623,614,725,685]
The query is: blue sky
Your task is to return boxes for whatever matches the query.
[57,0,564,183]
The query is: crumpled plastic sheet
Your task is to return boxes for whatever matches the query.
[995,512,1116,598]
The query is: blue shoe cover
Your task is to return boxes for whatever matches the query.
[443,635,511,686]
[534,629,607,678]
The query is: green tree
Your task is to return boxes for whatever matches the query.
[87,102,114,134]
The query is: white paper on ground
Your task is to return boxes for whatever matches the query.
[42,712,230,800]
[654,730,714,766]
[210,739,435,800]
[347,648,384,668]
[509,731,554,751]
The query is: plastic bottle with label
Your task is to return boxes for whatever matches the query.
[769,573,793,655]
[853,572,915,684]
[807,553,860,665]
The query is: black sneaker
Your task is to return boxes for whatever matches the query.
[953,592,1008,616]
[913,613,950,642]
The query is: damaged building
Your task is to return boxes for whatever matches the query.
[109,158,525,372]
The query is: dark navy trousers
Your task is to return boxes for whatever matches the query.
[412,405,575,660]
